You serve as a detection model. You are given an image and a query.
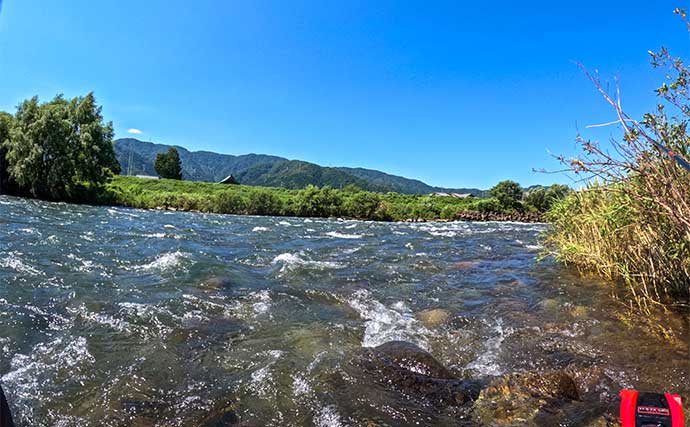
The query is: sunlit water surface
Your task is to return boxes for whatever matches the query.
[0,196,688,426]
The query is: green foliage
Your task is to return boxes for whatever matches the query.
[0,112,12,145]
[0,112,14,190]
[295,185,343,217]
[523,187,547,211]
[490,180,524,211]
[154,147,183,180]
[524,185,571,212]
[216,191,247,213]
[104,176,516,222]
[470,197,502,213]
[246,189,283,215]
[344,191,381,219]
[545,185,690,306]
[2,93,118,200]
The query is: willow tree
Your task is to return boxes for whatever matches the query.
[3,93,119,200]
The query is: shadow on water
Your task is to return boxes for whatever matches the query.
[0,196,688,426]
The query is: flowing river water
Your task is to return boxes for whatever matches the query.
[0,196,688,426]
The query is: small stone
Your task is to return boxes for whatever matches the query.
[416,308,451,328]
[571,305,589,318]
[539,298,560,311]
[452,260,480,270]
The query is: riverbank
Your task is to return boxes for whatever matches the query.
[101,176,543,223]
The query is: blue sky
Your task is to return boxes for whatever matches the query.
[0,1,688,189]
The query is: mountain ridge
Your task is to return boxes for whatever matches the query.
[114,138,486,195]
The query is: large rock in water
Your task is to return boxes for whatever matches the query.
[473,366,618,426]
[357,341,481,407]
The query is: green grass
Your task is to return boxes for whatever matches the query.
[102,176,505,222]
[545,184,690,309]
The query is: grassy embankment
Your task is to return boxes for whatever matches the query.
[104,175,509,222]
[546,183,690,310]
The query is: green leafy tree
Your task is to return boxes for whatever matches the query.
[524,184,571,212]
[3,93,118,199]
[0,112,12,144]
[344,191,381,219]
[490,180,523,210]
[523,187,547,211]
[0,112,14,192]
[295,185,343,217]
[545,184,570,205]
[154,147,183,180]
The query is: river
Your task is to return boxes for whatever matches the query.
[0,196,687,426]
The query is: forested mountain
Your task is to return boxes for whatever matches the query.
[114,138,484,194]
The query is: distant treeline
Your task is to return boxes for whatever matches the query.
[0,92,568,221]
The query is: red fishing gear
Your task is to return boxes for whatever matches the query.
[620,389,684,427]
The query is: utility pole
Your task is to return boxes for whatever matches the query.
[127,142,134,176]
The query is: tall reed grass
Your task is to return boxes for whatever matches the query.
[546,12,690,309]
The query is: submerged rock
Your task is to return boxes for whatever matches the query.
[199,276,235,291]
[201,407,240,427]
[416,308,451,328]
[473,367,617,426]
[356,341,481,407]
[186,399,240,427]
[451,260,481,270]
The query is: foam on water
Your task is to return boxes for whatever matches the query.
[107,208,140,218]
[348,289,429,349]
[251,290,272,316]
[325,231,362,239]
[0,252,42,276]
[143,232,166,238]
[118,302,173,337]
[466,318,513,376]
[271,252,343,272]
[248,350,284,399]
[252,226,269,232]
[68,305,132,334]
[315,405,344,427]
[3,337,94,423]
[292,374,311,397]
[134,251,189,272]
[19,228,40,235]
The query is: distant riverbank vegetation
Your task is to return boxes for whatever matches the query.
[102,176,564,222]
[546,10,690,308]
[0,94,567,222]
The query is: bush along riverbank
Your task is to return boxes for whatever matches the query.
[546,23,690,310]
[103,176,551,222]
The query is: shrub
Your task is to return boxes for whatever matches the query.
[344,191,381,219]
[216,191,247,214]
[490,180,523,211]
[247,190,282,215]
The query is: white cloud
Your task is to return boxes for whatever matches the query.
[127,128,142,135]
